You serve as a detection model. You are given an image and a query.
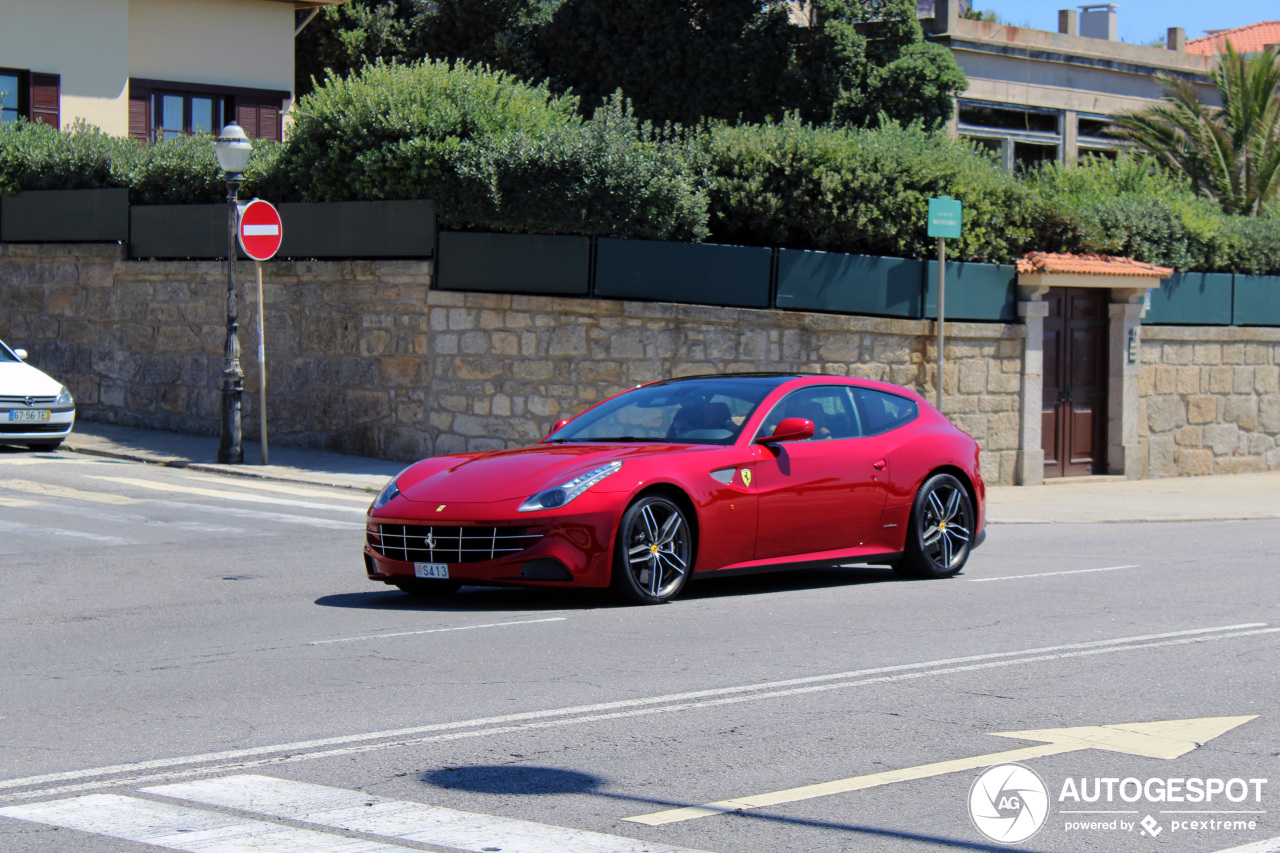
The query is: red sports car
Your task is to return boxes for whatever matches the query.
[365,374,985,604]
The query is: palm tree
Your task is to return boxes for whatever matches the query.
[1109,43,1280,216]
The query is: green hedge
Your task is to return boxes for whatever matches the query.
[3,61,1280,273]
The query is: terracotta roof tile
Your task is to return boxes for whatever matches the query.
[1186,21,1280,56]
[1016,252,1173,278]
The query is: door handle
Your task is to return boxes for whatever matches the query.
[873,459,887,470]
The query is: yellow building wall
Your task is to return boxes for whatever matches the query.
[0,0,294,135]
[128,0,295,97]
[0,0,131,134]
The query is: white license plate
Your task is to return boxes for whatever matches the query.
[414,562,449,579]
[9,410,50,422]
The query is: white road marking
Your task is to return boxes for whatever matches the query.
[2,478,141,505]
[149,775,712,853]
[0,517,137,546]
[1212,837,1280,853]
[178,472,375,503]
[0,793,413,852]
[967,565,1137,582]
[7,501,245,536]
[149,500,353,530]
[1,623,1269,803]
[88,475,363,513]
[310,617,569,645]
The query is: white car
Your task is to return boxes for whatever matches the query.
[0,339,76,451]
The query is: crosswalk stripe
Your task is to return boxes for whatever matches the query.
[178,472,376,503]
[0,793,416,853]
[150,499,352,530]
[88,475,362,513]
[0,517,137,546]
[148,775,714,853]
[2,479,141,505]
[0,495,41,507]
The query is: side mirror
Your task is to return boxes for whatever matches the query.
[13,348,27,360]
[758,417,815,445]
[547,418,571,437]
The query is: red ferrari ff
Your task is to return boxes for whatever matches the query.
[365,374,985,604]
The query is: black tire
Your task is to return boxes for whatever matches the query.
[26,439,63,452]
[393,578,462,597]
[894,473,974,580]
[611,494,694,604]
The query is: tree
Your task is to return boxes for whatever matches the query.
[295,2,417,98]
[1109,44,1280,216]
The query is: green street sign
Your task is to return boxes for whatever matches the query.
[928,196,963,239]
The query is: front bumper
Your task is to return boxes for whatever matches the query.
[0,406,75,443]
[365,495,621,589]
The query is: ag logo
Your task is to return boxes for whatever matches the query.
[739,469,752,487]
[968,763,1049,844]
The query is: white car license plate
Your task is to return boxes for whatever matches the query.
[414,562,449,580]
[9,410,50,422]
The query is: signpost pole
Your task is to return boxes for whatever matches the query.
[937,237,945,412]
[255,261,268,465]
[926,195,962,414]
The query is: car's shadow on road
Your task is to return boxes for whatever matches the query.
[315,565,903,612]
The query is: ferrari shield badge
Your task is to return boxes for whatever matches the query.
[739,469,752,487]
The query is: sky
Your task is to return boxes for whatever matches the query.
[971,1,1275,45]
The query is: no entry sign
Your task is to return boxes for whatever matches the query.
[238,199,283,261]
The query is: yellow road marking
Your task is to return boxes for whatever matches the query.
[625,716,1259,825]
[1,480,141,506]
[0,495,42,508]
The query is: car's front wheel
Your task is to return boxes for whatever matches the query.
[894,473,974,579]
[611,494,693,604]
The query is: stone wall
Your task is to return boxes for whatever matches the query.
[1139,325,1280,476]
[0,243,1026,484]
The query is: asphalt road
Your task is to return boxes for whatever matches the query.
[1,447,1277,853]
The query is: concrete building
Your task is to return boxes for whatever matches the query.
[0,0,346,141]
[922,0,1217,169]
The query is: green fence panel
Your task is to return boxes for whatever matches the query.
[1144,272,1232,325]
[130,204,234,259]
[436,232,590,295]
[923,260,1018,322]
[277,200,435,258]
[594,238,771,308]
[0,188,129,243]
[1233,275,1280,326]
[776,250,924,318]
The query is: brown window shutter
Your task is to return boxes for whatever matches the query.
[259,104,280,141]
[128,85,150,142]
[29,73,60,128]
[235,102,259,139]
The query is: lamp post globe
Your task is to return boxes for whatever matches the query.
[215,122,251,464]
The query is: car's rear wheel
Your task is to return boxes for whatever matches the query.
[611,495,693,604]
[894,473,974,579]
[26,439,63,452]
[392,579,462,597]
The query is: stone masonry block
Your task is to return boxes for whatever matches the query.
[1208,366,1234,394]
[1175,448,1214,476]
[1186,395,1217,424]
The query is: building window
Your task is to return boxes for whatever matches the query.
[129,79,286,143]
[0,68,60,127]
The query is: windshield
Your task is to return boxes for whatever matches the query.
[0,340,17,363]
[548,377,787,445]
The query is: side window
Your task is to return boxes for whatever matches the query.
[852,387,918,436]
[756,386,863,441]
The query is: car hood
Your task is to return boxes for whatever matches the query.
[0,360,63,397]
[398,442,711,504]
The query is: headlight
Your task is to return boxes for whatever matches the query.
[371,478,400,510]
[56,386,73,405]
[518,461,622,512]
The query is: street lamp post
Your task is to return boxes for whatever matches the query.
[214,124,252,464]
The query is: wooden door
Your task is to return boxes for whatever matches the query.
[1042,288,1108,478]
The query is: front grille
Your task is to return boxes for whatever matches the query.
[371,525,542,564]
[0,423,69,434]
[0,396,57,405]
